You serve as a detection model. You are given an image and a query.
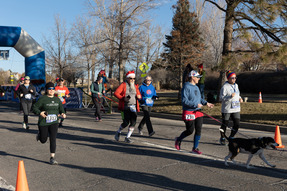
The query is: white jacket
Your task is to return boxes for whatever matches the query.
[220,81,242,113]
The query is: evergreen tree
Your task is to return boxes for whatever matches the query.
[163,0,205,90]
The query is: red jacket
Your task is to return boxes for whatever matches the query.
[114,82,141,112]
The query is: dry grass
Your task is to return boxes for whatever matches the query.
[152,96,287,126]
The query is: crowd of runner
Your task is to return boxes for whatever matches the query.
[2,66,242,165]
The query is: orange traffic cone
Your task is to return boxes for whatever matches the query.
[258,92,262,103]
[16,160,29,191]
[274,125,285,148]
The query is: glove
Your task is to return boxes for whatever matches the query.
[139,99,145,104]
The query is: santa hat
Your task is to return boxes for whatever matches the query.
[126,71,135,78]
[226,70,236,79]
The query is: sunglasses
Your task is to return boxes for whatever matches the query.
[47,87,55,90]
[129,78,135,80]
[230,77,237,79]
[146,79,152,81]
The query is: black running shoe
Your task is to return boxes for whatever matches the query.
[50,157,58,165]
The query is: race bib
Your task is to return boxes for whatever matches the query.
[185,114,195,120]
[46,114,57,123]
[129,105,136,112]
[25,94,31,99]
[59,97,64,102]
[231,101,240,109]
[145,98,154,105]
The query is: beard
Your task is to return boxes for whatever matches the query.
[129,81,136,92]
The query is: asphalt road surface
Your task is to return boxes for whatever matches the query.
[0,101,286,191]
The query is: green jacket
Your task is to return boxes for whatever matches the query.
[33,95,65,126]
[198,70,206,84]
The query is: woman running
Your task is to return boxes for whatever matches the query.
[32,82,66,165]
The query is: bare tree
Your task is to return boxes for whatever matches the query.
[87,0,157,83]
[43,15,73,78]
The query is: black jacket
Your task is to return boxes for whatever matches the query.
[16,84,36,101]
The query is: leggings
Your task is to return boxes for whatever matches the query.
[38,123,59,153]
[21,99,32,124]
[220,112,240,138]
[121,109,137,128]
[94,97,102,119]
[178,117,203,141]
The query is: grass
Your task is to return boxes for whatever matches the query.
[152,95,287,126]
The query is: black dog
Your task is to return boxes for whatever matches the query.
[220,129,279,169]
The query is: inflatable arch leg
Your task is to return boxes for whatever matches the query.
[0,26,45,86]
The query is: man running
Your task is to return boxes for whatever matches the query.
[55,78,70,127]
[114,71,141,143]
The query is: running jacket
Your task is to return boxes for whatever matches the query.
[16,84,36,101]
[181,82,207,111]
[114,82,141,112]
[220,81,242,113]
[139,82,157,107]
[32,95,65,126]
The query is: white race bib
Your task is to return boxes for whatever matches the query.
[145,98,154,105]
[25,94,31,99]
[46,114,57,123]
[185,114,195,120]
[231,101,240,109]
[129,105,136,112]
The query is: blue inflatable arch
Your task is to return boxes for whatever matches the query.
[0,26,45,86]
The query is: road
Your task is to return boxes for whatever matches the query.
[0,101,286,191]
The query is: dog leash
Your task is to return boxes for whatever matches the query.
[201,110,250,138]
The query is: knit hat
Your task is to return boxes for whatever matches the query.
[126,71,135,78]
[189,70,202,78]
[226,70,236,79]
[45,82,55,89]
[198,64,203,69]
[20,77,25,81]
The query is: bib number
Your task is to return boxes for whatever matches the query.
[145,98,154,105]
[231,101,240,109]
[25,94,31,99]
[185,114,195,121]
[129,105,136,112]
[46,114,57,123]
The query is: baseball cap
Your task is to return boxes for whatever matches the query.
[189,70,202,78]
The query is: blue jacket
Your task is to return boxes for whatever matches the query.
[139,82,157,107]
[182,82,207,111]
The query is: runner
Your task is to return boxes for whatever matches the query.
[138,75,158,136]
[55,78,70,127]
[90,76,105,121]
[16,76,36,129]
[175,70,214,154]
[32,82,66,165]
[114,71,142,143]
[15,77,25,112]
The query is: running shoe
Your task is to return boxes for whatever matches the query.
[219,138,226,145]
[26,124,30,130]
[149,131,155,137]
[124,137,133,143]
[114,131,121,141]
[22,122,26,129]
[175,137,181,150]
[192,148,202,154]
[50,157,58,165]
[138,129,143,135]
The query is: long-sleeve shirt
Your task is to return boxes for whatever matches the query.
[220,81,242,113]
[181,82,207,111]
[32,95,65,126]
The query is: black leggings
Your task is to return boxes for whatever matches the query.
[94,97,102,119]
[38,123,59,153]
[178,117,203,141]
[21,100,32,123]
[220,112,240,138]
[138,106,153,134]
[121,109,137,128]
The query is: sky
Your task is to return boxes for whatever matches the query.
[0,0,177,74]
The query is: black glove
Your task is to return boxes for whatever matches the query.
[152,95,159,100]
[139,99,145,104]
